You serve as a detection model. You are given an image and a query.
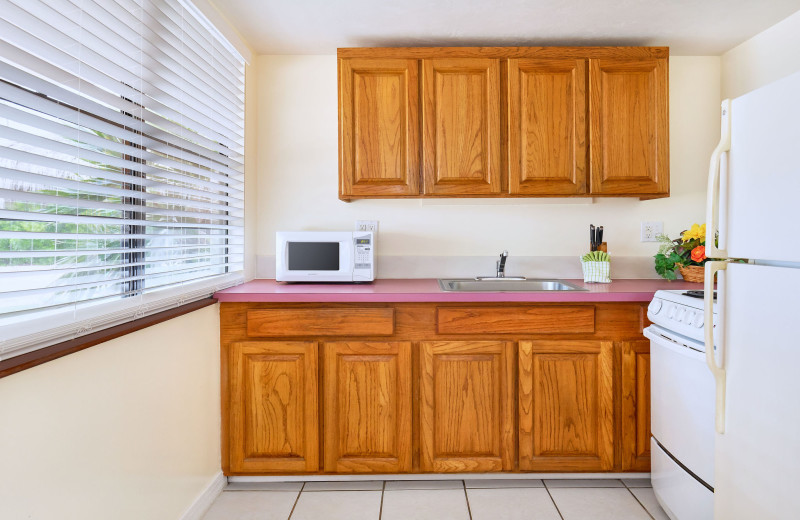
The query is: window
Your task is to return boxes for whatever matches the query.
[0,0,245,359]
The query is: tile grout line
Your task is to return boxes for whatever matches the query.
[462,480,473,520]
[542,480,565,520]
[378,481,386,520]
[622,481,656,520]
[286,482,305,520]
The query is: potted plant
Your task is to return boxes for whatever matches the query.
[654,223,710,282]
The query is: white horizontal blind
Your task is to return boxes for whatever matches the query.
[0,0,245,359]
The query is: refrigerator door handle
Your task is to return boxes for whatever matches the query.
[705,260,728,434]
[705,99,731,259]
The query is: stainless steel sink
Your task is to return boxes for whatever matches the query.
[438,278,587,292]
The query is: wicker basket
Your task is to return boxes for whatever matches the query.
[679,265,705,283]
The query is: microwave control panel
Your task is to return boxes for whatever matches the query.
[353,232,374,281]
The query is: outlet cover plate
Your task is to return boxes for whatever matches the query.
[355,220,378,232]
[641,221,663,242]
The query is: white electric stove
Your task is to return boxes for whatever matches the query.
[644,290,718,520]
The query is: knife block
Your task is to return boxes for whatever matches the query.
[597,242,607,253]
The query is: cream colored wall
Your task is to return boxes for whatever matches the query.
[255,55,720,271]
[244,63,259,280]
[722,9,800,99]
[0,305,221,520]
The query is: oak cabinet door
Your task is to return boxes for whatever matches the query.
[621,340,651,471]
[508,59,587,195]
[519,340,614,471]
[229,341,319,473]
[422,59,502,195]
[589,58,668,196]
[323,342,412,473]
[339,58,419,198]
[420,341,514,472]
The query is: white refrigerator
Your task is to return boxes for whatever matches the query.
[704,70,800,519]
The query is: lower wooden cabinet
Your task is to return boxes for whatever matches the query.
[228,341,319,473]
[518,340,614,471]
[323,342,412,473]
[420,341,514,472]
[222,302,652,475]
[621,340,652,471]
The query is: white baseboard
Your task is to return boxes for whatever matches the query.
[180,471,226,520]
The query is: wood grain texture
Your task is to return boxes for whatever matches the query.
[420,341,514,472]
[229,341,319,473]
[323,342,412,473]
[508,59,587,195]
[220,302,651,475]
[340,59,419,199]
[519,340,614,471]
[339,47,669,59]
[247,308,394,337]
[621,340,651,471]
[589,58,669,196]
[437,306,594,335]
[422,58,502,195]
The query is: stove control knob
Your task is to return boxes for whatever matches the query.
[667,305,676,319]
[694,314,705,328]
[648,299,663,315]
[677,308,687,322]
[685,310,695,323]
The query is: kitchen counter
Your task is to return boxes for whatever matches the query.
[214,278,697,303]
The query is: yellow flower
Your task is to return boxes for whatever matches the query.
[682,223,706,243]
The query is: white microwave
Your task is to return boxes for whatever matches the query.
[275,231,375,282]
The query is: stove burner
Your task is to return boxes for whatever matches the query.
[683,290,717,301]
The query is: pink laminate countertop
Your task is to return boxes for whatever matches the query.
[214,278,698,303]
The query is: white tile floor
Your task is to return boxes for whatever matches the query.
[204,478,669,520]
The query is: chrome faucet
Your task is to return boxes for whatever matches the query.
[476,250,525,280]
[496,250,508,278]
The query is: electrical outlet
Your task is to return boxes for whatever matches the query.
[641,221,663,242]
[355,220,378,233]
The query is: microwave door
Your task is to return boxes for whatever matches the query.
[287,242,341,271]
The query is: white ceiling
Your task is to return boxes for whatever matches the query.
[212,0,800,56]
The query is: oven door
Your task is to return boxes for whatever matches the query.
[645,325,715,486]
[276,232,354,282]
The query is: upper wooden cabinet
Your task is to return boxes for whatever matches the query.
[339,59,419,197]
[508,58,587,195]
[589,58,669,195]
[338,47,669,200]
[421,58,502,195]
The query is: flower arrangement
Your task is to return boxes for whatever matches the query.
[654,223,712,280]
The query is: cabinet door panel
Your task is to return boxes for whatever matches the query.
[508,59,587,195]
[422,59,501,195]
[324,342,412,473]
[621,340,651,471]
[420,341,513,472]
[519,340,614,471]
[230,341,318,473]
[589,58,668,195]
[340,59,419,197]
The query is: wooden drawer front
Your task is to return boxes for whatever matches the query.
[437,306,594,335]
[247,308,394,337]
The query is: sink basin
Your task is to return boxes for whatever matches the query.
[438,278,587,292]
